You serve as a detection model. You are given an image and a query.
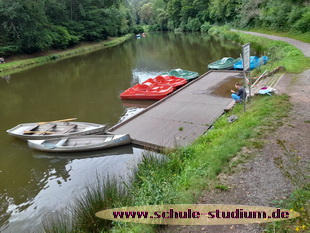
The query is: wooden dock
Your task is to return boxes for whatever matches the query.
[108,70,242,149]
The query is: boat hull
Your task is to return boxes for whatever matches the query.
[208,57,241,70]
[28,134,131,152]
[233,56,269,70]
[161,69,199,81]
[120,83,174,100]
[142,75,187,90]
[7,122,106,140]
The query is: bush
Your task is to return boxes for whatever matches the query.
[201,22,212,33]
[186,18,201,31]
[0,45,21,56]
[149,24,161,31]
[132,25,144,34]
[292,9,310,33]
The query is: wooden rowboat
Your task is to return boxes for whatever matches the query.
[7,121,106,140]
[27,134,131,152]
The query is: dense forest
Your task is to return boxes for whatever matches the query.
[0,0,140,55]
[0,0,309,56]
[133,0,310,32]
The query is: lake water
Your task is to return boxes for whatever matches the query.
[0,32,252,231]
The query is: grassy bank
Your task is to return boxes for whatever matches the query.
[0,34,132,76]
[208,27,310,76]
[43,95,292,233]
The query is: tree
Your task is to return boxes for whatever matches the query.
[138,2,155,25]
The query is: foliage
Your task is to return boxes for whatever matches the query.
[132,25,144,34]
[130,0,310,34]
[0,0,134,55]
[292,7,310,33]
[264,186,310,232]
[200,22,212,33]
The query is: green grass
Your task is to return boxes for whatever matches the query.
[0,34,132,76]
[208,27,310,76]
[264,186,310,233]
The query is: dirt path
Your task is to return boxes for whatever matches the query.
[161,33,310,233]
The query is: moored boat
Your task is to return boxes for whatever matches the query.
[233,56,269,70]
[28,134,131,152]
[142,75,187,89]
[208,57,242,70]
[161,69,199,81]
[7,121,106,140]
[120,83,174,100]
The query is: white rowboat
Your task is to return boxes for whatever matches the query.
[27,134,131,152]
[7,122,105,140]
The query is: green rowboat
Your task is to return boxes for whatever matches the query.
[208,57,241,70]
[161,69,199,81]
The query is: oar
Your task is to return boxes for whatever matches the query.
[37,118,77,125]
[24,131,55,134]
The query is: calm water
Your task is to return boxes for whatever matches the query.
[0,32,250,231]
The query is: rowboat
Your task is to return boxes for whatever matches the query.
[7,121,106,140]
[233,56,269,70]
[32,144,134,159]
[120,83,174,100]
[208,57,241,70]
[161,69,199,81]
[27,134,131,152]
[142,75,187,89]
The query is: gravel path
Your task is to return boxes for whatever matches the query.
[231,29,310,57]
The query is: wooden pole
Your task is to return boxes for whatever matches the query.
[37,118,77,125]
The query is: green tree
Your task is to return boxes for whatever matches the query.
[138,2,155,24]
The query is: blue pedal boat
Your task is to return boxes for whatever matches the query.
[233,56,269,70]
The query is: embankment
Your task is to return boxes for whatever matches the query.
[0,34,132,76]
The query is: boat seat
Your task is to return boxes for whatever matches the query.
[24,124,39,132]
[24,124,56,134]
[58,124,77,135]
[104,136,113,142]
[41,124,57,134]
[55,138,68,147]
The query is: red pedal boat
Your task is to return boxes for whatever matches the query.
[142,75,187,90]
[120,83,174,100]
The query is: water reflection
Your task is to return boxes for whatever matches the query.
[211,76,244,98]
[1,145,146,232]
[1,75,11,84]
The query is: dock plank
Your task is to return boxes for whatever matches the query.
[108,71,242,149]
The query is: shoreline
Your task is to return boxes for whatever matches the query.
[0,34,133,76]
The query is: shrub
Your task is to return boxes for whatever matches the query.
[149,24,161,31]
[132,25,144,34]
[0,45,21,56]
[201,22,212,33]
[186,18,201,32]
[292,9,310,33]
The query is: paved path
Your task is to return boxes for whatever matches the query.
[231,29,310,57]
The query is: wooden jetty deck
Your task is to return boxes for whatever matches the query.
[108,70,242,149]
